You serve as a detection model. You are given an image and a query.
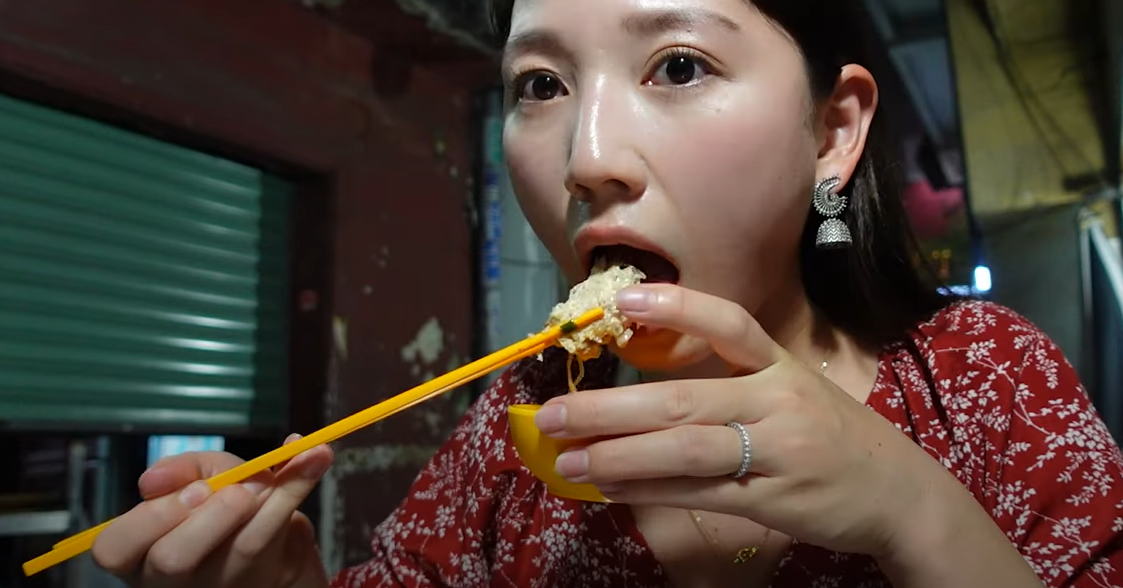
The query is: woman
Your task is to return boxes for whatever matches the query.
[91,0,1123,586]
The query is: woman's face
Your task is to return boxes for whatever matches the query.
[502,0,827,370]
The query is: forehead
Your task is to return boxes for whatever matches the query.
[506,0,761,44]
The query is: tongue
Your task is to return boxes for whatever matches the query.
[595,245,679,283]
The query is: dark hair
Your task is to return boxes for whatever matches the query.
[490,0,953,350]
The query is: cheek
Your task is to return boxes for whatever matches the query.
[650,89,816,292]
[677,107,809,221]
[694,120,809,235]
[503,122,582,280]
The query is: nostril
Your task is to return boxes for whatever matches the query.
[564,146,647,202]
[605,178,632,194]
[570,177,642,204]
[570,185,594,203]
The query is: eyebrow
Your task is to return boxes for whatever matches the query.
[503,8,741,68]
[503,29,571,72]
[621,8,742,36]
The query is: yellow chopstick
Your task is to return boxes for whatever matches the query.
[45,341,551,557]
[47,330,556,554]
[23,308,603,577]
[47,334,539,555]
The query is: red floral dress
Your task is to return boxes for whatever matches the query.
[330,301,1123,587]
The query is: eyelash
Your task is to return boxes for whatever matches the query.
[644,46,717,86]
[505,46,719,104]
[507,67,552,103]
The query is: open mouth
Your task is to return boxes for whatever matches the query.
[590,244,680,284]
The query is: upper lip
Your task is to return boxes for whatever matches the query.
[572,224,679,277]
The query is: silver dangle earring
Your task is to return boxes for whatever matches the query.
[812,175,852,249]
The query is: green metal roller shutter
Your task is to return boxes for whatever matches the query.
[0,93,291,432]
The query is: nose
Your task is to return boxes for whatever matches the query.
[563,80,647,203]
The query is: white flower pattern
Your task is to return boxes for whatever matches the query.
[331,301,1123,587]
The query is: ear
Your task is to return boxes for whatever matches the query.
[814,64,879,188]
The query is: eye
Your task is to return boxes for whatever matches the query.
[515,72,568,102]
[646,51,713,87]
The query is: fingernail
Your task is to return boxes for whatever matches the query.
[284,433,302,445]
[179,481,211,509]
[535,404,567,435]
[242,481,269,496]
[555,449,589,482]
[616,288,654,313]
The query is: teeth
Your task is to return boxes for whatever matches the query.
[591,247,628,270]
[590,245,678,284]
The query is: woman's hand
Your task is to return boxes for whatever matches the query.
[91,435,333,588]
[534,283,958,559]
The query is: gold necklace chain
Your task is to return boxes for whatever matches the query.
[687,354,830,564]
[687,508,771,564]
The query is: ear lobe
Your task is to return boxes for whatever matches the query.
[815,64,879,188]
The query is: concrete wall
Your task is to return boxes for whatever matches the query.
[1104,0,1122,185]
[946,0,1108,383]
[982,204,1086,375]
[946,0,1105,218]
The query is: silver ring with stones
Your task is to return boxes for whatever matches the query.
[726,421,752,479]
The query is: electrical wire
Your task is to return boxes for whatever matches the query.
[980,0,1112,193]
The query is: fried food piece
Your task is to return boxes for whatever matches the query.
[545,261,645,363]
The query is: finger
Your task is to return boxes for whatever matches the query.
[142,484,264,582]
[139,452,260,500]
[272,433,305,472]
[589,422,789,514]
[615,284,783,372]
[219,444,333,567]
[538,373,781,438]
[277,513,317,587]
[96,451,276,578]
[594,474,781,516]
[555,423,747,484]
[260,443,332,519]
[91,479,217,578]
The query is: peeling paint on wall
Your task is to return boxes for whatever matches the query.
[318,464,344,576]
[324,354,343,433]
[371,245,392,269]
[410,387,472,438]
[389,0,496,54]
[420,409,442,436]
[332,315,349,361]
[333,443,443,475]
[299,0,348,9]
[400,316,444,366]
[320,351,345,575]
[452,388,471,416]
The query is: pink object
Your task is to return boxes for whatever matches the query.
[902,179,966,241]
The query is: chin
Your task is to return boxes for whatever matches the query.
[611,328,714,373]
